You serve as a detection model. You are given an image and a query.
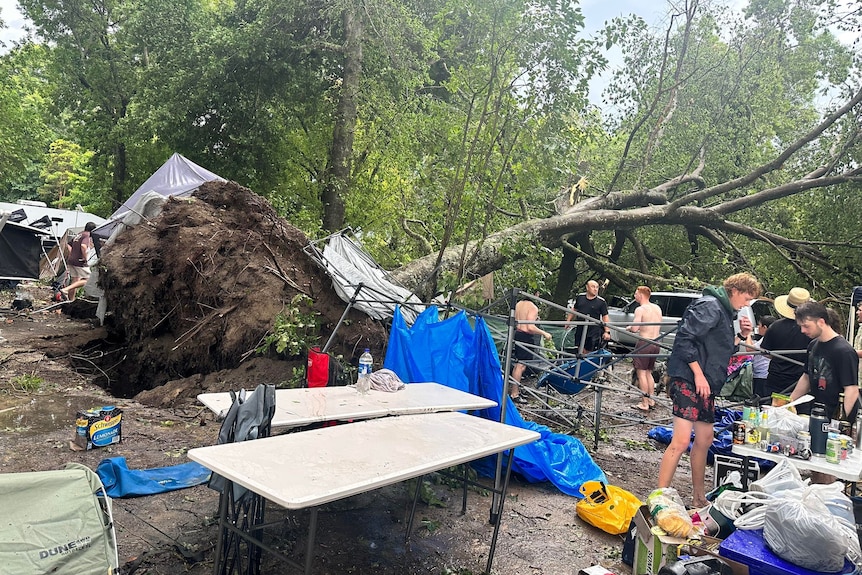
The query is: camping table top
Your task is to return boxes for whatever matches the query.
[188,410,539,509]
[197,382,497,429]
[189,411,539,574]
[732,443,862,482]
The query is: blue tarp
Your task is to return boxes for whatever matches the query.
[96,457,211,498]
[384,306,606,497]
[647,408,774,470]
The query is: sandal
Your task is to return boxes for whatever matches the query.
[511,395,529,405]
[632,403,650,412]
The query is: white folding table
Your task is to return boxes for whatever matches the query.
[732,443,862,484]
[197,382,497,429]
[189,411,540,575]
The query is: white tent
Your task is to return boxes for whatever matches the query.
[92,153,225,240]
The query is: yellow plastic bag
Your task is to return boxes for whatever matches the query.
[576,480,642,535]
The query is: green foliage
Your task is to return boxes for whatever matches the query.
[9,374,44,393]
[257,295,321,358]
[38,139,96,208]
[0,43,56,198]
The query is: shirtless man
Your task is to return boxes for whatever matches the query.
[511,299,552,404]
[627,286,662,411]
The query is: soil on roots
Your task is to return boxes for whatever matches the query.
[92,181,386,398]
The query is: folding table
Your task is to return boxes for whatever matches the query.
[732,443,862,488]
[197,382,497,429]
[188,411,540,575]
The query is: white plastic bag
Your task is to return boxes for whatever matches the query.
[749,457,807,494]
[763,489,851,572]
[646,487,699,538]
[765,407,807,438]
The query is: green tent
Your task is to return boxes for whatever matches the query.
[0,463,119,574]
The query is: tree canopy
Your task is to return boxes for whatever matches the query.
[2,0,861,306]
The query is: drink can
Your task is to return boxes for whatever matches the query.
[826,435,840,464]
[733,421,746,445]
[763,442,781,453]
[796,430,810,452]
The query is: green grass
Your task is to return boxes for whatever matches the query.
[9,374,44,392]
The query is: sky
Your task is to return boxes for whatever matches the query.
[0,0,676,57]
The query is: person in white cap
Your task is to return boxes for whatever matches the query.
[760,287,813,399]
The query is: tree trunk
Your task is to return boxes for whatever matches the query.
[112,141,127,210]
[322,7,362,232]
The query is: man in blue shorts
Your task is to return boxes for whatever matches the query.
[658,273,761,507]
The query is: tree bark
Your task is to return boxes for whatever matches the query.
[322,6,362,232]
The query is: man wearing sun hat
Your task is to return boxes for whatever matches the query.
[760,287,814,399]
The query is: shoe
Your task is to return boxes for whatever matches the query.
[511,395,529,405]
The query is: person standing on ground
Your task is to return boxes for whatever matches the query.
[789,301,859,420]
[510,299,552,404]
[751,315,776,399]
[566,280,610,352]
[760,288,813,399]
[658,273,761,508]
[60,222,96,302]
[627,286,663,411]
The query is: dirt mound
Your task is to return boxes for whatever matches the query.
[95,181,387,398]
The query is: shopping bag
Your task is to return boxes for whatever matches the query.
[576,480,642,535]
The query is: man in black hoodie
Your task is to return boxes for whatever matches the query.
[658,272,761,507]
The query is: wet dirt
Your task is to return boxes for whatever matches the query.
[0,393,109,434]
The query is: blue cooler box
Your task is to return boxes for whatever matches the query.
[718,529,854,575]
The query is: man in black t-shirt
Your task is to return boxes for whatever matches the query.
[789,301,859,420]
[761,287,813,398]
[565,280,609,352]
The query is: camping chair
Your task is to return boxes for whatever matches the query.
[207,383,276,575]
[0,462,119,575]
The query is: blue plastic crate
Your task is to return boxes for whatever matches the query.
[718,528,854,575]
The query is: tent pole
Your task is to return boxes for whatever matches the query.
[321,284,364,354]
[490,287,519,525]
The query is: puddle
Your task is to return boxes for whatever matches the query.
[0,394,111,435]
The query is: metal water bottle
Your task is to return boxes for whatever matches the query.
[809,402,830,457]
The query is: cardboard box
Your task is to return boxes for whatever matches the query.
[633,505,687,575]
[683,536,749,575]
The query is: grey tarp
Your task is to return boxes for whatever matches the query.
[319,234,423,323]
[0,462,119,575]
[92,152,225,241]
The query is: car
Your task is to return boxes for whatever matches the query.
[607,291,701,350]
[608,291,775,350]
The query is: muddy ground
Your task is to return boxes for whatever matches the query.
[0,287,718,575]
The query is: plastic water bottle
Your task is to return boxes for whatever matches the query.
[357,349,373,394]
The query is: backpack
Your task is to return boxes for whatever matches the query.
[719,360,753,401]
[306,347,354,388]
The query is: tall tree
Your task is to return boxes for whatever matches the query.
[391,0,862,302]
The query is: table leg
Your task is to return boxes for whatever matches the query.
[213,488,229,575]
[485,448,517,574]
[304,507,319,575]
[593,387,603,451]
[461,464,468,515]
[405,475,425,544]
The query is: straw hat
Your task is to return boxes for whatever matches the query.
[774,287,811,319]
